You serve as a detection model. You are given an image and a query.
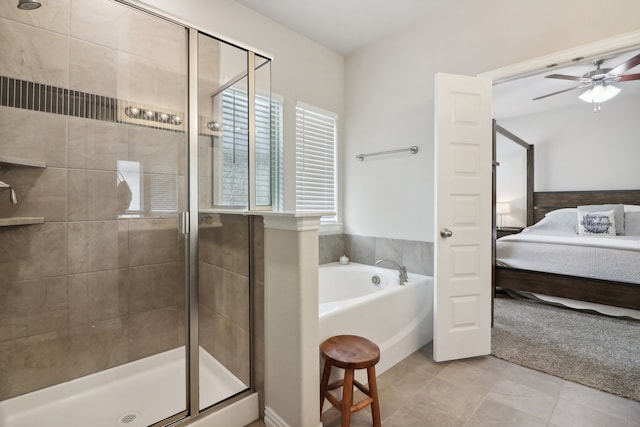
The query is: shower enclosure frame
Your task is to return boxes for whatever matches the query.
[184,22,268,426]
[116,2,270,423]
[0,0,271,424]
[125,3,271,421]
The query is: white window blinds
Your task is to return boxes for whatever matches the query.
[295,103,337,223]
[218,88,283,208]
[270,97,284,211]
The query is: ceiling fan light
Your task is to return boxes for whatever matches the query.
[578,89,593,103]
[578,84,621,103]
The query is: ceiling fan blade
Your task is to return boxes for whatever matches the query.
[545,73,585,82]
[617,73,640,82]
[533,85,583,100]
[609,52,640,75]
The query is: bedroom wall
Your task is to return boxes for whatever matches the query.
[498,94,640,202]
[343,0,640,241]
[496,138,527,228]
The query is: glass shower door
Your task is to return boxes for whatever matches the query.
[196,32,252,411]
[0,1,269,424]
[0,1,189,426]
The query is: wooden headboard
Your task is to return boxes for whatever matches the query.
[533,189,640,223]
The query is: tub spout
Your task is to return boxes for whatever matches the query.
[0,181,17,204]
[375,258,408,285]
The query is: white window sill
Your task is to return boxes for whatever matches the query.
[319,222,343,235]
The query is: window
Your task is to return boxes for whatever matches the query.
[256,92,283,209]
[216,88,283,209]
[117,159,178,217]
[269,96,284,211]
[117,160,142,217]
[295,102,338,226]
[219,88,249,206]
[150,173,178,213]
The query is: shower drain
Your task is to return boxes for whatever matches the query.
[117,411,141,425]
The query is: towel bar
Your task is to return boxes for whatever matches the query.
[356,145,418,161]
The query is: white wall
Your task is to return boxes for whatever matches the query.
[135,0,345,212]
[499,94,640,193]
[496,137,527,228]
[344,0,640,241]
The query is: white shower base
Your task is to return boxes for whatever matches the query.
[0,347,250,427]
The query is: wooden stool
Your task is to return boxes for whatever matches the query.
[320,335,381,427]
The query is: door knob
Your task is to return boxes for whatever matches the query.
[440,228,453,238]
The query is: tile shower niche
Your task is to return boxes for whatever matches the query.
[0,155,47,226]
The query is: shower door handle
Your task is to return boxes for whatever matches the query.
[440,228,453,238]
[179,211,190,235]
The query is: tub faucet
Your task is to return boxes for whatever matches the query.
[0,181,17,204]
[375,258,408,285]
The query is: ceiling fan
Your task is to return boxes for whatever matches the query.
[533,52,640,108]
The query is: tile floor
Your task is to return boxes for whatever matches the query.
[247,342,640,426]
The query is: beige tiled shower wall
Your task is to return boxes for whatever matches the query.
[198,214,253,387]
[197,213,265,414]
[0,1,188,400]
[252,217,265,416]
[319,234,434,276]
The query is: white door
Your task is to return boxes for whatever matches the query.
[433,73,493,362]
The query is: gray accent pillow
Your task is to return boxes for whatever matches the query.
[577,204,625,235]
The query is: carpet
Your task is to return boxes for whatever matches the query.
[492,295,640,401]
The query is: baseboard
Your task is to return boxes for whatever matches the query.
[263,407,323,427]
[264,406,288,427]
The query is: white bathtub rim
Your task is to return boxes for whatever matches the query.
[319,277,430,318]
[319,262,432,319]
[318,260,434,384]
[320,261,429,280]
[319,262,432,285]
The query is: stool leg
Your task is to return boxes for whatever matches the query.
[320,360,332,413]
[367,366,381,427]
[341,369,354,427]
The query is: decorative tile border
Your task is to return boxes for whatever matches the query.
[0,76,117,121]
[0,75,185,132]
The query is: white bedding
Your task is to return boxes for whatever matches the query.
[495,205,640,319]
[522,292,640,320]
[496,233,640,284]
[496,206,640,284]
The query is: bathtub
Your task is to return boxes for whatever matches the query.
[319,262,433,378]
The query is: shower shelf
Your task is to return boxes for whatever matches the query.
[0,155,47,168]
[0,217,45,227]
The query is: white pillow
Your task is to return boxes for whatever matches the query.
[625,211,640,235]
[530,209,577,234]
[577,209,616,236]
[545,208,577,217]
[577,204,625,235]
[624,204,640,213]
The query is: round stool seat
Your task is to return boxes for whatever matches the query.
[320,335,381,427]
[321,335,380,369]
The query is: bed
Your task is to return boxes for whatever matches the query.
[494,190,640,313]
